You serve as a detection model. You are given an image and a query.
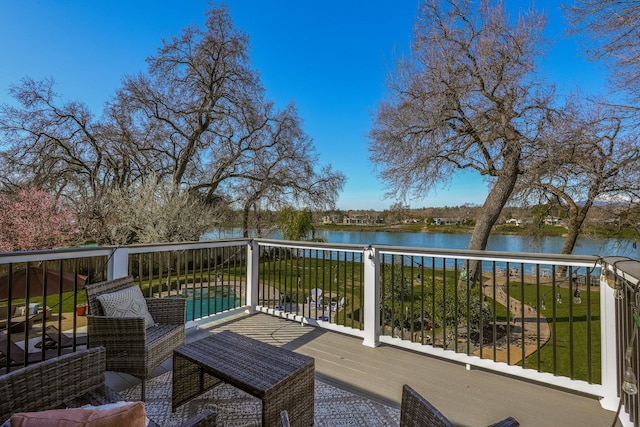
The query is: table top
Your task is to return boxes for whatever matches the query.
[174,330,314,397]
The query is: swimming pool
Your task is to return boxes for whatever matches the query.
[181,286,238,321]
[185,296,238,321]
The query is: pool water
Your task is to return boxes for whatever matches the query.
[185,296,238,321]
[181,286,238,321]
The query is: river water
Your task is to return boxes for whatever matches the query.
[202,228,640,260]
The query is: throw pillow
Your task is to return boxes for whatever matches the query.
[81,401,149,426]
[96,286,156,328]
[10,401,146,427]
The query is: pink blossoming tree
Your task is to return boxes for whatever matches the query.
[0,188,75,252]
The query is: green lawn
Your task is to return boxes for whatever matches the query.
[506,283,601,383]
[1,291,87,314]
[255,257,602,383]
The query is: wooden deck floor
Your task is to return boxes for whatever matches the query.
[106,312,618,427]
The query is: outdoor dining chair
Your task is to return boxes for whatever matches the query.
[400,384,519,427]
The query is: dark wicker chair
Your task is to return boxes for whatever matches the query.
[400,384,519,427]
[0,347,215,426]
[85,276,186,400]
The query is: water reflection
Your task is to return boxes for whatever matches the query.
[201,228,639,259]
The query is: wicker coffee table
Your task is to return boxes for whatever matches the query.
[172,330,315,426]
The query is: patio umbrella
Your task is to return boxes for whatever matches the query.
[0,267,88,301]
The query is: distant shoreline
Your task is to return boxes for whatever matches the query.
[315,223,635,239]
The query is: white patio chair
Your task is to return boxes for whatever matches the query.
[310,288,323,302]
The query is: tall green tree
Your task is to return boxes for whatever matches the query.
[277,207,314,241]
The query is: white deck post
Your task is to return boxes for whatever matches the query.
[246,240,259,313]
[363,245,380,347]
[107,247,129,280]
[600,269,621,412]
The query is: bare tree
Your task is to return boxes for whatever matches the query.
[114,4,343,229]
[387,202,410,224]
[0,77,109,197]
[0,4,344,241]
[215,101,344,238]
[0,78,135,240]
[515,97,640,254]
[566,1,640,102]
[369,0,554,261]
[114,5,265,195]
[100,176,220,245]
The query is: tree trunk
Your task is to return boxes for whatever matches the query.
[469,154,520,251]
[561,204,590,255]
[467,146,521,282]
[241,205,250,238]
[254,205,263,238]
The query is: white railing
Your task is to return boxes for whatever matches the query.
[255,240,619,418]
[1,238,635,423]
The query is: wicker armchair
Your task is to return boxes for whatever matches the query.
[0,347,215,426]
[400,384,519,427]
[85,276,186,400]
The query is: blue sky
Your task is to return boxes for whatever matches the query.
[0,1,608,211]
